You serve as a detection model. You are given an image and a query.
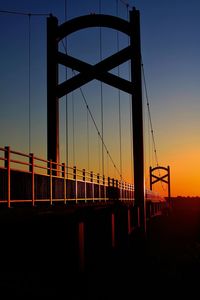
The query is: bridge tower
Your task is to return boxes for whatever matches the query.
[150,166,171,206]
[47,8,145,231]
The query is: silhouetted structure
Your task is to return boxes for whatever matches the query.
[47,8,146,231]
[150,165,171,206]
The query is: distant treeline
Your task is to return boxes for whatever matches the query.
[172,196,200,200]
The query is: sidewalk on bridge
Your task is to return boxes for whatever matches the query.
[1,200,200,298]
[82,201,200,299]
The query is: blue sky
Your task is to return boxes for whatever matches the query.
[0,0,200,196]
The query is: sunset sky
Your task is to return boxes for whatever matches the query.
[0,0,200,197]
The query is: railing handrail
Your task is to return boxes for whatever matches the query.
[0,146,134,190]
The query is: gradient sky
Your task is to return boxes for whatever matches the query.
[0,0,200,197]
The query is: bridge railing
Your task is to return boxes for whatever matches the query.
[0,146,135,207]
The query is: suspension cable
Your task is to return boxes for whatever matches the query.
[76,73,122,177]
[115,1,134,184]
[141,60,159,167]
[126,5,134,184]
[141,59,166,191]
[71,71,76,166]
[99,0,104,176]
[116,0,123,182]
[0,9,51,153]
[0,10,50,16]
[119,0,129,6]
[61,40,122,177]
[64,0,69,172]
[87,109,90,171]
[28,14,31,153]
[1,5,124,180]
[62,41,121,176]
[118,0,132,8]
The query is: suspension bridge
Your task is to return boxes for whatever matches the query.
[0,7,169,204]
[0,3,173,296]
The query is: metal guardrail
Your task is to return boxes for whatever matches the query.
[0,146,135,208]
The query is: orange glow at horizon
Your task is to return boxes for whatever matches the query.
[153,146,200,197]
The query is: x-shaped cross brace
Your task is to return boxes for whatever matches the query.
[151,173,169,185]
[57,46,133,98]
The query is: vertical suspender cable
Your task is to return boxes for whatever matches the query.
[87,109,90,171]
[126,4,134,184]
[0,10,50,155]
[116,0,123,183]
[141,61,165,192]
[141,62,159,167]
[142,77,148,187]
[72,70,75,166]
[72,69,122,179]
[60,5,123,180]
[98,132,101,174]
[64,0,69,173]
[119,0,134,186]
[99,0,104,176]
[147,107,151,173]
[107,150,109,178]
[28,14,31,153]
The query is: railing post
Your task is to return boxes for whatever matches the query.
[103,175,106,201]
[168,165,171,208]
[50,160,53,205]
[97,173,100,201]
[83,169,86,202]
[83,169,86,181]
[90,171,94,202]
[73,166,77,203]
[61,162,65,177]
[29,153,35,207]
[119,180,122,200]
[62,163,66,205]
[112,178,115,200]
[5,146,11,208]
[107,177,110,201]
[112,178,114,187]
[90,171,93,182]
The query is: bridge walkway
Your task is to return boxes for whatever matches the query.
[0,199,200,298]
[104,198,200,298]
[76,198,200,298]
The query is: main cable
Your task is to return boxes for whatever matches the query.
[99,0,104,176]
[141,60,159,167]
[116,0,123,183]
[0,9,50,16]
[28,14,31,153]
[64,0,69,174]
[141,59,166,191]
[76,73,122,177]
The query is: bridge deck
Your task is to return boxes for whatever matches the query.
[0,199,199,298]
